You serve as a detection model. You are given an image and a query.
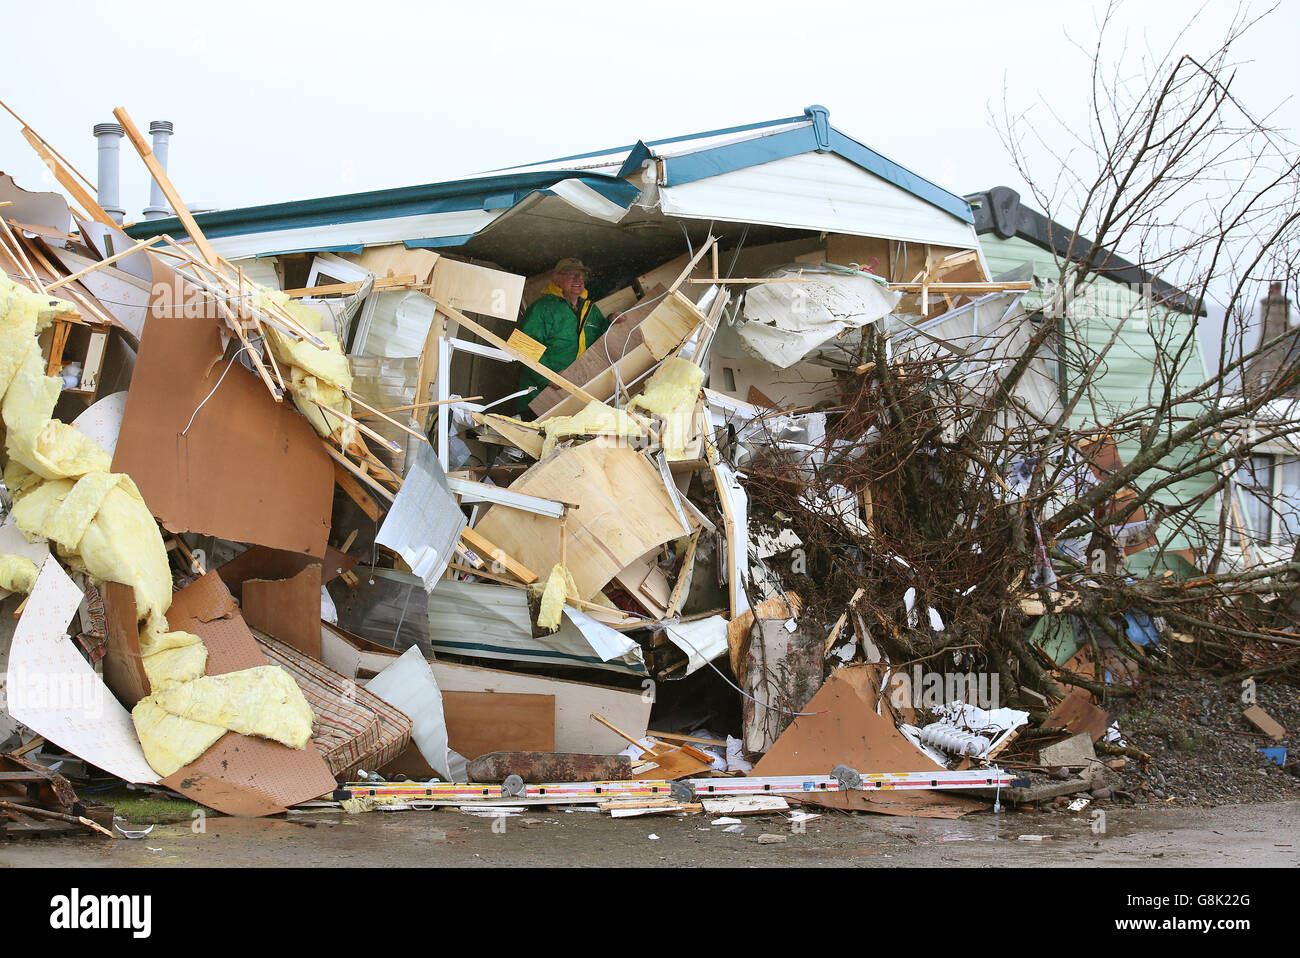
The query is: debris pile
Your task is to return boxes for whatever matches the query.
[0,103,1295,841]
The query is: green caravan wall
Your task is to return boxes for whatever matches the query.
[979,233,1217,555]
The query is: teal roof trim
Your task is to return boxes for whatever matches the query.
[122,171,639,244]
[403,233,481,250]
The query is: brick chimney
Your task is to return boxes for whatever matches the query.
[1247,281,1297,395]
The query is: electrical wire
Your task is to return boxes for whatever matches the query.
[180,343,251,436]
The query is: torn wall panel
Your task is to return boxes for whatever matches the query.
[242,565,323,660]
[348,355,420,476]
[111,300,332,558]
[706,355,839,410]
[365,644,452,781]
[429,257,524,323]
[425,577,645,674]
[7,557,159,784]
[375,442,466,591]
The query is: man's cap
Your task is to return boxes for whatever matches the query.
[554,257,591,275]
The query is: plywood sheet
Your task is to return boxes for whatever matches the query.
[470,442,688,600]
[595,286,638,316]
[631,745,714,780]
[346,245,440,284]
[112,267,332,557]
[1244,705,1286,741]
[1044,687,1110,743]
[751,672,944,777]
[825,234,891,274]
[242,565,323,659]
[636,251,710,300]
[430,257,524,322]
[441,691,555,759]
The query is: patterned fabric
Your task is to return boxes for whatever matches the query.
[254,630,411,780]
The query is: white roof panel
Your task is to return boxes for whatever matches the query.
[658,151,978,248]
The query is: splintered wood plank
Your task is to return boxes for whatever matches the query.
[441,691,555,759]
[282,274,416,297]
[631,746,714,781]
[472,413,545,460]
[1043,688,1109,743]
[19,127,113,227]
[460,527,538,584]
[529,288,704,419]
[100,581,151,708]
[505,328,547,364]
[439,302,596,405]
[334,460,383,522]
[44,320,70,377]
[114,107,220,267]
[1243,706,1285,741]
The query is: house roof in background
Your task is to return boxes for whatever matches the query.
[968,185,1205,316]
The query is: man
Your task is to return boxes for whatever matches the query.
[516,257,609,416]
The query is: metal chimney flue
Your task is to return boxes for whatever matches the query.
[92,122,125,225]
[142,120,174,220]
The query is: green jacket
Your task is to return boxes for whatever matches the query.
[516,291,608,415]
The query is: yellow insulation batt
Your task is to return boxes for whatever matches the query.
[535,562,580,631]
[132,664,317,777]
[130,700,226,778]
[147,665,314,747]
[3,348,112,480]
[1,276,315,777]
[538,400,650,459]
[0,554,39,593]
[0,275,65,394]
[254,289,356,448]
[9,473,206,687]
[628,358,705,461]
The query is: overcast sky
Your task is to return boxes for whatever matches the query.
[3,0,1296,349]
[3,1,1293,212]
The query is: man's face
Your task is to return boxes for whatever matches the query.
[554,269,587,302]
